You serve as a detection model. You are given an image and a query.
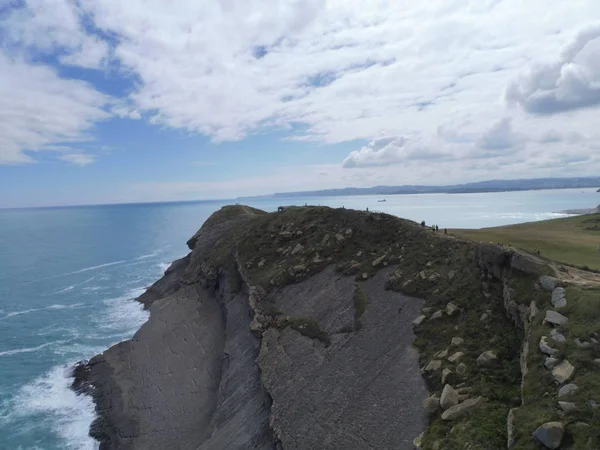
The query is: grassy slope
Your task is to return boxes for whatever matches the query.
[453,214,600,271]
[455,213,600,449]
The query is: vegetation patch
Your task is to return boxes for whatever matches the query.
[453,213,600,271]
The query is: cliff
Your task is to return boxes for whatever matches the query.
[73,205,600,450]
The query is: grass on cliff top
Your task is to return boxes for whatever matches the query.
[453,213,600,271]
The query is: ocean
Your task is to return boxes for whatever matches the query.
[0,188,598,449]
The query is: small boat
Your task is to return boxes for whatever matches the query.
[377,199,386,202]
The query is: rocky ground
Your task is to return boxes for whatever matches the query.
[72,205,600,450]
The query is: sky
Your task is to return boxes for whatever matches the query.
[1,0,600,207]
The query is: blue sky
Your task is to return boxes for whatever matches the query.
[1,0,600,208]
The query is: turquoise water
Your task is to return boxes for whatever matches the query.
[0,188,598,449]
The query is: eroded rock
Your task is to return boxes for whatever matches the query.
[552,360,575,384]
[544,310,568,326]
[441,397,483,421]
[533,422,564,449]
[558,383,578,398]
[440,384,459,410]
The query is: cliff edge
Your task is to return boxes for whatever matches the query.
[73,205,600,450]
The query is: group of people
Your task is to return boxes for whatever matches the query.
[421,221,447,235]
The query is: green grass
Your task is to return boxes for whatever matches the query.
[454,214,600,271]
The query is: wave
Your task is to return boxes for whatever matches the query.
[93,287,149,336]
[157,262,171,273]
[0,340,67,357]
[64,260,127,276]
[7,364,99,450]
[0,304,84,321]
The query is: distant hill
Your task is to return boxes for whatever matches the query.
[238,177,600,199]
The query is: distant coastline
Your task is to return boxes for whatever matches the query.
[237,176,600,200]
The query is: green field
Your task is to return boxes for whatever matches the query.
[454,213,600,271]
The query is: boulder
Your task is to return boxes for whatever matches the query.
[558,401,577,413]
[423,395,440,414]
[575,338,591,349]
[291,243,304,256]
[440,384,459,410]
[412,315,426,327]
[442,368,453,385]
[544,311,568,326]
[539,337,558,355]
[533,422,564,449]
[477,351,498,368]
[435,349,449,359]
[551,288,567,308]
[558,383,578,398]
[372,255,386,267]
[451,337,464,347]
[456,363,467,376]
[430,310,443,320]
[441,396,482,421]
[540,276,559,292]
[544,357,560,370]
[552,360,575,384]
[413,432,424,449]
[550,329,566,343]
[424,360,443,372]
[448,352,465,364]
[446,303,460,316]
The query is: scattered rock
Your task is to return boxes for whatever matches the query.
[448,270,456,280]
[344,228,353,237]
[430,310,444,320]
[558,383,578,398]
[446,302,460,316]
[550,329,566,343]
[413,432,424,449]
[435,349,449,359]
[533,422,564,449]
[442,368,453,385]
[529,301,538,320]
[372,255,386,267]
[544,357,560,370]
[539,336,558,355]
[423,395,440,414]
[558,401,577,413]
[292,264,306,274]
[448,352,465,364]
[552,360,575,384]
[451,337,464,347]
[362,272,368,280]
[477,350,498,368]
[335,233,345,243]
[419,271,427,280]
[440,384,459,410]
[588,400,599,409]
[424,360,443,372]
[321,234,330,246]
[551,287,567,308]
[544,310,568,326]
[441,397,483,421]
[540,276,559,292]
[456,363,467,376]
[412,315,426,327]
[422,307,433,314]
[480,312,489,322]
[575,338,591,349]
[291,243,304,255]
[258,259,266,268]
[356,250,362,257]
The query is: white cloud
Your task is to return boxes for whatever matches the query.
[2,0,600,181]
[58,153,96,166]
[0,53,111,164]
[506,23,600,114]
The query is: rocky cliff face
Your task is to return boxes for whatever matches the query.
[72,205,594,450]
